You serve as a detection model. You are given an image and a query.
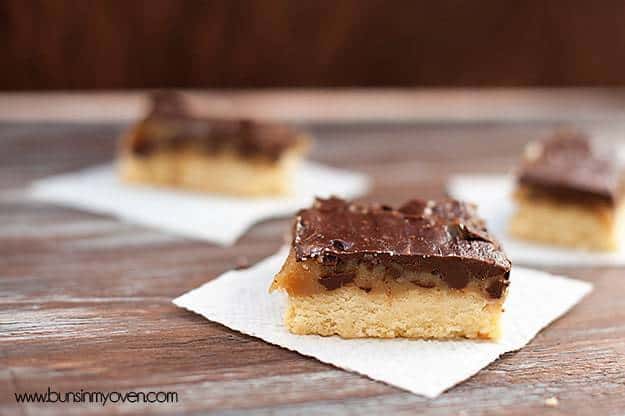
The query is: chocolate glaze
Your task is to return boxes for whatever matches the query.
[293,197,511,298]
[128,91,302,161]
[518,131,624,205]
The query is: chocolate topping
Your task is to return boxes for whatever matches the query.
[293,197,511,298]
[128,91,302,161]
[518,131,624,205]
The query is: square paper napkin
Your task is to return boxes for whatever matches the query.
[448,174,625,267]
[173,247,592,398]
[30,162,369,245]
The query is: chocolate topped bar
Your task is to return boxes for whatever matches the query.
[274,196,511,338]
[518,131,624,205]
[293,197,511,297]
[128,92,302,161]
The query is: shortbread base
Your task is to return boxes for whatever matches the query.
[118,149,302,197]
[509,189,624,251]
[285,285,504,339]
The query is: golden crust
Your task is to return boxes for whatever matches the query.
[284,284,504,339]
[118,143,307,197]
[509,186,625,251]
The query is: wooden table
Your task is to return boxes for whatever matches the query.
[3,89,625,415]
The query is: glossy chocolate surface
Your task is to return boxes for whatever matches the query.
[518,131,623,205]
[293,197,511,298]
[128,91,302,161]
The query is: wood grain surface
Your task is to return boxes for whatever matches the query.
[2,91,625,415]
[6,1,625,90]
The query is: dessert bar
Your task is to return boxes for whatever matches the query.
[118,92,309,196]
[271,197,511,339]
[509,131,625,251]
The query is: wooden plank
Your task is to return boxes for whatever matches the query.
[2,111,625,414]
[5,2,625,90]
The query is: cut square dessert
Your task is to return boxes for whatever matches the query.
[118,92,309,196]
[270,197,511,339]
[509,131,625,251]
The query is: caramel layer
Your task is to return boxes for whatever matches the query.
[271,249,508,299]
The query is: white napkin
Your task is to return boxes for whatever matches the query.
[173,247,592,398]
[29,162,369,245]
[448,174,625,266]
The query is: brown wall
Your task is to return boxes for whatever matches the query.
[4,0,625,90]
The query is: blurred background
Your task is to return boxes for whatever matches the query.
[5,0,625,90]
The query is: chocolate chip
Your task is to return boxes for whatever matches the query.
[330,239,352,251]
[412,281,435,289]
[168,133,187,150]
[132,139,157,157]
[446,223,491,243]
[319,253,339,265]
[386,263,403,278]
[486,279,509,298]
[319,272,356,290]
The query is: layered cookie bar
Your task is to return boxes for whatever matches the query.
[118,92,309,196]
[509,131,625,251]
[270,197,511,339]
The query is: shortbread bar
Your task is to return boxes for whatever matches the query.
[118,92,309,196]
[270,197,511,339]
[509,131,625,251]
